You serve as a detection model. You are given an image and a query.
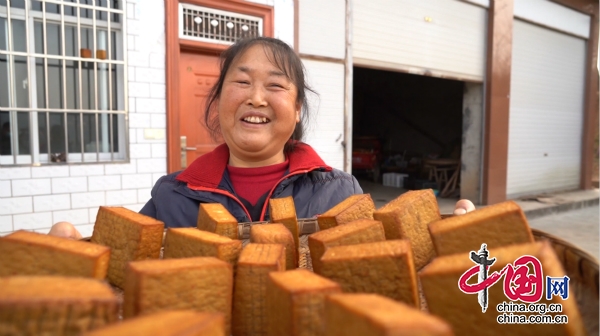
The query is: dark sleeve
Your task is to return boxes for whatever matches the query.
[138,175,166,219]
[139,199,157,218]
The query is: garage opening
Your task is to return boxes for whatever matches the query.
[352,66,465,201]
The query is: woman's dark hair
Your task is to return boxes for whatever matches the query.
[204,37,316,154]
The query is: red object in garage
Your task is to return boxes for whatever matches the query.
[352,136,382,182]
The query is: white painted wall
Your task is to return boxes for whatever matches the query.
[0,0,167,237]
[303,60,346,170]
[246,0,295,47]
[298,0,346,59]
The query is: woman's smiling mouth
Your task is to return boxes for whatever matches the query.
[242,116,270,124]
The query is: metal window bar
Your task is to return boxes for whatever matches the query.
[92,3,99,162]
[45,111,50,162]
[62,111,67,162]
[79,111,83,162]
[6,0,16,164]
[42,0,49,120]
[77,0,83,162]
[107,6,114,161]
[109,111,113,161]
[180,4,262,44]
[25,0,40,165]
[0,50,125,64]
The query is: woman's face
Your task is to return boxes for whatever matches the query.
[218,44,300,166]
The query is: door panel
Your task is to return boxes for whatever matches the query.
[179,52,221,168]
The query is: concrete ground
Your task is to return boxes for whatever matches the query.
[358,179,599,261]
[529,205,599,260]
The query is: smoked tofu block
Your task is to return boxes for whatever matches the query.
[269,196,300,250]
[163,228,242,267]
[267,269,342,336]
[91,206,164,288]
[373,189,440,269]
[0,276,118,336]
[319,240,419,307]
[308,219,386,274]
[428,200,534,256]
[0,230,110,279]
[419,242,586,336]
[317,194,376,231]
[84,310,225,336]
[232,244,286,336]
[324,293,453,336]
[250,224,298,269]
[197,203,239,239]
[123,257,233,334]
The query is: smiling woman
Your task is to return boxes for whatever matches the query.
[49,36,474,237]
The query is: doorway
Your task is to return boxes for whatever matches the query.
[352,66,465,198]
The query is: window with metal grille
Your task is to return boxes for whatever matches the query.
[0,0,127,166]
[179,3,262,45]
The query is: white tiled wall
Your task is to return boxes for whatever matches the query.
[0,0,167,237]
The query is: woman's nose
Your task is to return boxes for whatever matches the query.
[246,85,268,107]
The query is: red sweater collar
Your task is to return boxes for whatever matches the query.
[176,142,332,188]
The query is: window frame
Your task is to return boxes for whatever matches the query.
[0,0,129,167]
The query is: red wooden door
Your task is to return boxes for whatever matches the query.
[178,52,222,168]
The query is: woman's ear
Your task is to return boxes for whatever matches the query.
[295,103,302,123]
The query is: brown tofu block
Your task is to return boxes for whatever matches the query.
[250,224,298,269]
[317,194,375,231]
[197,203,239,239]
[269,196,300,250]
[428,200,534,256]
[83,310,226,336]
[324,293,454,336]
[0,230,110,280]
[123,257,233,335]
[308,219,386,274]
[373,189,440,269]
[266,269,342,336]
[0,276,118,335]
[163,228,242,267]
[319,240,419,307]
[91,206,164,288]
[419,242,586,336]
[232,243,286,336]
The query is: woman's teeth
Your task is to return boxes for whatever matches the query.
[243,116,269,124]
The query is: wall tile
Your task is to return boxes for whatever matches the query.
[12,178,52,196]
[69,165,104,177]
[122,173,152,189]
[88,175,121,191]
[0,180,10,197]
[52,177,88,194]
[31,166,69,178]
[13,212,53,230]
[53,209,90,225]
[71,191,106,209]
[34,194,71,212]
[0,167,31,180]
[106,189,138,205]
[0,197,33,215]
[0,215,12,232]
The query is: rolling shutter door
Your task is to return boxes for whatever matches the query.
[353,0,487,82]
[506,19,586,197]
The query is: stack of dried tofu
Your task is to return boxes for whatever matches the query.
[0,190,590,336]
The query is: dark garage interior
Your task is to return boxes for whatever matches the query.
[352,66,465,196]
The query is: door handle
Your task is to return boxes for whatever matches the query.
[180,136,194,168]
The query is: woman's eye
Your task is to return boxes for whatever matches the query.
[270,83,285,88]
[235,80,250,85]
